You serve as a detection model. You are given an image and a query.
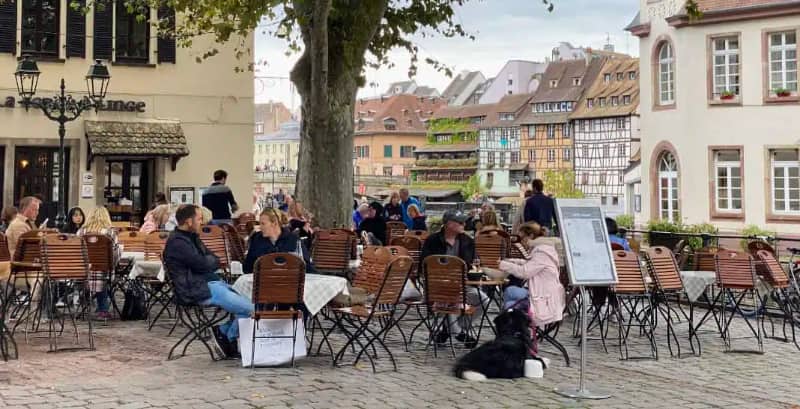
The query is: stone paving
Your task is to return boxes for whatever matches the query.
[0,306,798,409]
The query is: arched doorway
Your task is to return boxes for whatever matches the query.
[657,151,679,221]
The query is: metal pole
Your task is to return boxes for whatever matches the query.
[55,79,67,229]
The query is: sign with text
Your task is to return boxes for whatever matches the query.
[2,96,146,112]
[555,198,618,286]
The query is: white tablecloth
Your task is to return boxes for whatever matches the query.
[129,260,166,282]
[232,273,349,316]
[680,271,717,302]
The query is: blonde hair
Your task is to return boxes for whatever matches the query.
[407,204,421,218]
[82,207,113,233]
[288,201,306,219]
[260,208,283,225]
[518,222,545,241]
[480,209,499,228]
[200,207,213,224]
[151,204,171,226]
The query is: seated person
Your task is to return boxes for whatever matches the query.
[357,202,387,245]
[606,217,631,251]
[163,204,252,358]
[478,209,501,233]
[420,210,484,348]
[407,204,427,231]
[243,208,314,275]
[487,222,565,329]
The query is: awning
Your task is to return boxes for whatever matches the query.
[85,120,189,171]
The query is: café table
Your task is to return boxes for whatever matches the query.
[232,273,349,316]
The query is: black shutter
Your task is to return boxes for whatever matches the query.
[157,6,176,63]
[93,1,113,60]
[66,0,86,58]
[0,0,16,54]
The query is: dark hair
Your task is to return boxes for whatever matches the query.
[175,204,199,225]
[1,206,17,224]
[213,170,228,181]
[523,190,533,198]
[369,201,384,215]
[61,207,85,234]
[154,192,167,203]
[532,179,544,193]
[605,217,618,235]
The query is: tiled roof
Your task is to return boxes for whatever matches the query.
[442,71,482,101]
[480,93,534,128]
[531,58,604,104]
[414,144,477,153]
[85,120,189,157]
[431,103,494,120]
[570,58,640,119]
[693,0,796,13]
[515,112,570,125]
[354,94,446,134]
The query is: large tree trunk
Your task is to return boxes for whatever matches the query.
[291,0,388,229]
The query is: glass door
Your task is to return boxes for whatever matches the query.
[14,146,70,227]
[104,160,150,223]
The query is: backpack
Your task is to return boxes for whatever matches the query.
[120,285,148,321]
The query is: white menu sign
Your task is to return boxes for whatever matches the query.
[555,199,618,286]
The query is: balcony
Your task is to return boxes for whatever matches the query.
[414,158,478,169]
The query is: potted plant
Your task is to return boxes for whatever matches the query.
[774,87,792,98]
[645,219,685,250]
[720,90,736,100]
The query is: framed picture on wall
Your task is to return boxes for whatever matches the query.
[169,186,195,205]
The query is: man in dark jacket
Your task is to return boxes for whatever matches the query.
[202,169,239,225]
[523,178,556,232]
[419,210,482,348]
[357,202,387,245]
[163,204,252,358]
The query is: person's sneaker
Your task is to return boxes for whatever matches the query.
[434,330,450,345]
[455,332,478,349]
[212,325,237,358]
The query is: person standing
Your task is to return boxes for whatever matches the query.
[523,179,556,233]
[202,170,239,225]
[399,188,422,230]
[7,196,39,258]
[164,205,253,358]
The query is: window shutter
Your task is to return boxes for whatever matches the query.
[93,2,113,60]
[157,6,176,63]
[0,0,16,54]
[66,0,86,58]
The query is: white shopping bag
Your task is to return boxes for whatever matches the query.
[230,261,244,277]
[238,318,307,367]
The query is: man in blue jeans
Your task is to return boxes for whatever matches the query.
[163,204,252,358]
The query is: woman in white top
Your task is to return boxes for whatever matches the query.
[77,207,120,319]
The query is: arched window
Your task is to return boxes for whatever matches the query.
[657,42,675,105]
[658,152,679,221]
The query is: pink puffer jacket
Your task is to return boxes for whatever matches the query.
[493,243,565,326]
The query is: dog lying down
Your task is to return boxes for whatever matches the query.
[453,309,547,381]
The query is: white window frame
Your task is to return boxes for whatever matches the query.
[714,150,743,213]
[547,149,555,162]
[658,42,675,105]
[563,148,571,162]
[712,36,740,98]
[771,149,800,214]
[658,152,680,221]
[546,124,555,138]
[768,31,798,95]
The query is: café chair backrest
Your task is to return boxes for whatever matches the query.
[644,246,684,293]
[386,221,407,243]
[83,233,115,272]
[0,232,11,262]
[613,250,648,294]
[424,255,467,307]
[42,234,90,281]
[252,253,305,307]
[199,225,230,268]
[145,231,170,261]
[475,231,508,269]
[714,250,757,290]
[373,256,413,305]
[754,250,790,288]
[118,230,146,253]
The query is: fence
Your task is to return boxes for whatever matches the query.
[621,229,800,259]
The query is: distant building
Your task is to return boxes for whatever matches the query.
[479,60,546,104]
[254,102,293,135]
[441,70,488,106]
[477,93,534,197]
[571,58,641,218]
[354,94,446,177]
[254,121,300,172]
[384,81,441,97]
[517,57,605,180]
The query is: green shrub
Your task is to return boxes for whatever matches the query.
[738,224,776,251]
[645,219,685,247]
[615,214,635,230]
[685,223,719,250]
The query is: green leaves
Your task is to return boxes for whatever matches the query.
[541,169,584,199]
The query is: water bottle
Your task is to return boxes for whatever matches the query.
[295,238,304,259]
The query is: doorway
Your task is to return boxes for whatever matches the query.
[103,160,151,223]
[14,146,70,227]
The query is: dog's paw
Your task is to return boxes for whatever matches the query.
[460,371,488,381]
[524,359,544,379]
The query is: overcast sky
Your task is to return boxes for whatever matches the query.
[254,0,640,110]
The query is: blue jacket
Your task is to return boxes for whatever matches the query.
[609,235,632,251]
[243,228,314,275]
[401,197,422,229]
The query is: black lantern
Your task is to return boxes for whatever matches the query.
[13,55,40,102]
[86,59,111,104]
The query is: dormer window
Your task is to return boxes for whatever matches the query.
[550,79,558,88]
[572,77,582,86]
[611,96,619,106]
[587,99,594,108]
[616,72,624,81]
[623,95,631,105]
[383,118,397,130]
[604,73,611,82]
[499,113,515,121]
[599,97,606,107]
[628,71,636,80]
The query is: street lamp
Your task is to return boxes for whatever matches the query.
[14,56,111,228]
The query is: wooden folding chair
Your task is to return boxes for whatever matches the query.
[221,223,246,263]
[755,250,799,350]
[250,253,306,368]
[404,230,429,241]
[199,225,231,281]
[82,234,115,320]
[612,250,658,360]
[508,234,528,259]
[386,221,407,244]
[747,240,776,258]
[423,255,475,357]
[235,213,256,237]
[644,246,698,357]
[714,250,763,353]
[0,232,11,262]
[390,236,423,284]
[0,232,16,360]
[7,230,49,337]
[694,246,726,272]
[142,231,173,330]
[311,229,352,277]
[332,255,413,372]
[475,230,509,269]
[40,234,94,352]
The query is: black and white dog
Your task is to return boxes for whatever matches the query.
[453,309,545,381]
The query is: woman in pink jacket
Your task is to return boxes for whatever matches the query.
[487,222,566,328]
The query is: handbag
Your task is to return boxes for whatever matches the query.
[120,285,148,321]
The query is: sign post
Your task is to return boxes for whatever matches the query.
[553,198,617,400]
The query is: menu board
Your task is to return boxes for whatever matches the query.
[555,199,618,286]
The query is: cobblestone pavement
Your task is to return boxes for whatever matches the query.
[0,306,798,409]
